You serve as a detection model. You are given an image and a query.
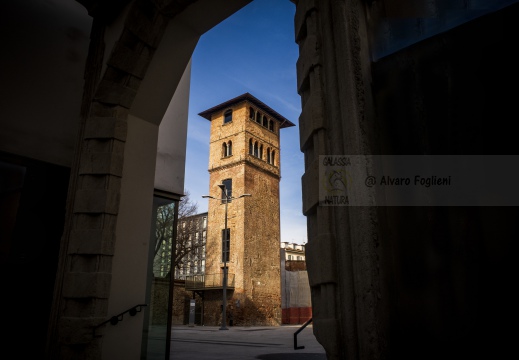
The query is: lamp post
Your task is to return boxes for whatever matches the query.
[202,185,251,330]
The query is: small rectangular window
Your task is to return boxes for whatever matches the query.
[221,228,230,262]
[221,179,232,203]
[224,109,233,124]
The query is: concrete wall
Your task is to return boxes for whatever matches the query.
[103,114,158,359]
[0,0,91,166]
[369,6,519,358]
[294,0,519,359]
[155,60,192,195]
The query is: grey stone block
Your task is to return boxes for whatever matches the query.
[78,152,124,177]
[84,116,128,141]
[62,272,112,299]
[69,229,116,255]
[73,189,120,214]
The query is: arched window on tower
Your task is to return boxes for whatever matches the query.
[262,115,268,127]
[224,109,233,124]
[249,107,255,120]
[269,119,274,131]
[259,144,263,160]
[222,142,227,157]
[227,141,232,156]
[255,112,261,123]
[267,148,271,164]
[254,141,259,157]
[272,150,276,166]
[249,139,253,155]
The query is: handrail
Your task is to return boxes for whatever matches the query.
[185,273,235,290]
[93,304,147,337]
[293,317,313,350]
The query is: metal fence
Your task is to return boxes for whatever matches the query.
[185,273,235,290]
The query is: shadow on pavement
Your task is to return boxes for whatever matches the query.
[256,354,327,360]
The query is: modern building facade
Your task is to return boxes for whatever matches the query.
[174,212,208,279]
[2,0,518,359]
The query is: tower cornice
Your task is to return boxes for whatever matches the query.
[198,92,296,128]
[208,156,281,180]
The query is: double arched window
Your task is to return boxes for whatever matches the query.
[222,140,232,157]
[266,148,275,165]
[250,139,276,166]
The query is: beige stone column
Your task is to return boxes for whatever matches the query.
[292,0,384,359]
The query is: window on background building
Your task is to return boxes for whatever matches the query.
[288,255,292,260]
[224,109,233,124]
[221,228,230,262]
[297,256,302,260]
[221,178,232,203]
[203,217,207,228]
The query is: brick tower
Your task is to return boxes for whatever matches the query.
[198,93,295,326]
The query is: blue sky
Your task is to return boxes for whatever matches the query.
[184,0,307,245]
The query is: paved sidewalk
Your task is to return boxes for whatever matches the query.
[169,324,327,360]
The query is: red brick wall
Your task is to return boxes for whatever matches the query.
[282,307,312,325]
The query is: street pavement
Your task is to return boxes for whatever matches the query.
[169,324,327,360]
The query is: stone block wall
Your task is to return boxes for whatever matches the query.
[204,98,283,326]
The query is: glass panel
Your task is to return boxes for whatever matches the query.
[141,195,177,360]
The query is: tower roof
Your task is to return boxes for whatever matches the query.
[198,92,296,128]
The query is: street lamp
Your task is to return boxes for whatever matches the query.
[202,184,251,330]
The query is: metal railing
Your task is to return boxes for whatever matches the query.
[185,273,235,290]
[93,304,147,337]
[294,317,313,350]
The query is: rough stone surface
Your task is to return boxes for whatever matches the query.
[203,98,286,326]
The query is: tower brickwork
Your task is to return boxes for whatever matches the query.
[199,93,295,326]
